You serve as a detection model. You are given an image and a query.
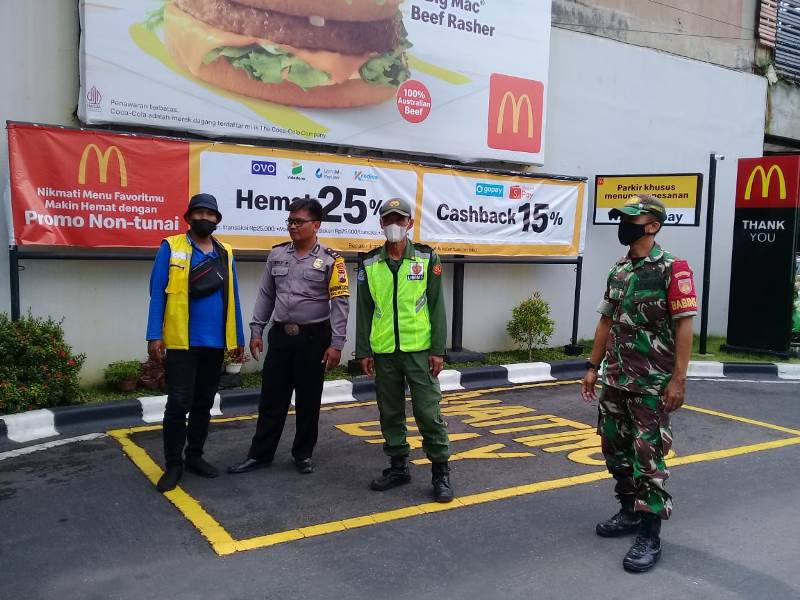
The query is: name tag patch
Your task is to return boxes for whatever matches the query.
[407,262,425,281]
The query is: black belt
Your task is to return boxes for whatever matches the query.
[274,320,329,336]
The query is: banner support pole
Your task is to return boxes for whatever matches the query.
[9,245,20,321]
[564,255,584,356]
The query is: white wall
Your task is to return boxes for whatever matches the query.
[0,5,766,382]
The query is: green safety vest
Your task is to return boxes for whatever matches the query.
[364,248,432,354]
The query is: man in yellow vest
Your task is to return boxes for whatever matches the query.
[146,193,244,493]
[356,197,453,503]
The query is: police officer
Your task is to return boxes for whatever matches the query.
[228,198,349,475]
[147,193,245,493]
[356,197,453,503]
[581,195,697,573]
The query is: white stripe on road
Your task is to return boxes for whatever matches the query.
[321,380,356,405]
[2,409,58,443]
[0,433,107,461]
[691,378,800,384]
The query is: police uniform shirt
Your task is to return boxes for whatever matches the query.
[250,241,350,349]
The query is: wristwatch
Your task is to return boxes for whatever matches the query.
[585,361,599,371]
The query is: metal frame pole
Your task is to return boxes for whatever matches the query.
[699,153,722,354]
[451,256,465,352]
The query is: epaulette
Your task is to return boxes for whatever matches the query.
[324,246,341,259]
[272,241,291,248]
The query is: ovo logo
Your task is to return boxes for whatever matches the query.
[487,74,543,154]
[744,164,786,201]
[78,144,128,187]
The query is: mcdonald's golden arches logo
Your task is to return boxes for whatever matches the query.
[78,144,128,187]
[496,92,534,138]
[488,74,543,154]
[744,164,785,201]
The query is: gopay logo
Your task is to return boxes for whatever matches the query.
[475,182,504,197]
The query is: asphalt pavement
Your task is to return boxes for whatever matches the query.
[1,378,799,600]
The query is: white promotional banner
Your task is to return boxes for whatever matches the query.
[418,171,585,256]
[191,145,418,252]
[78,0,551,164]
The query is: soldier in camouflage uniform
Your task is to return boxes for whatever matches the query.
[581,195,697,573]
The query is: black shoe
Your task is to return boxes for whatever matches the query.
[227,457,271,474]
[431,461,454,503]
[185,456,219,478]
[371,456,411,491]
[156,464,183,493]
[295,458,314,474]
[623,515,662,573]
[596,509,642,537]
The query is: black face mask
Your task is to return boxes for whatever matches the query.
[617,221,650,246]
[190,218,217,238]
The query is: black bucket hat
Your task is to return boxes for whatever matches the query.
[184,193,222,222]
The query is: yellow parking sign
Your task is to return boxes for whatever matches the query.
[594,173,703,226]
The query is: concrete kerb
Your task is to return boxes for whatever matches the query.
[0,360,796,447]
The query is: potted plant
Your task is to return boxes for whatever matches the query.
[104,360,142,392]
[224,351,250,374]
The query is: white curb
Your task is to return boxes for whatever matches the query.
[3,409,58,443]
[438,369,464,391]
[139,396,167,423]
[776,363,800,380]
[687,361,725,378]
[321,380,357,405]
[502,362,555,384]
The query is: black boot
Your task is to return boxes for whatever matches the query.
[185,456,219,478]
[623,514,662,573]
[431,461,454,503]
[596,497,641,537]
[156,464,183,493]
[370,456,411,491]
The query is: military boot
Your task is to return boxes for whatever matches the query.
[596,496,641,537]
[623,514,662,573]
[431,461,454,503]
[370,455,411,491]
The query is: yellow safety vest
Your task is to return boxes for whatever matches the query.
[162,234,237,350]
[364,247,432,354]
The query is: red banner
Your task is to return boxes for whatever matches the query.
[8,123,189,248]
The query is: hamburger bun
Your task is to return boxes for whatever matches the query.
[230,0,403,22]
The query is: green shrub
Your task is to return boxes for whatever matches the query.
[506,292,555,361]
[103,360,142,385]
[0,313,85,415]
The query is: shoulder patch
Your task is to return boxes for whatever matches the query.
[324,247,341,259]
[272,241,291,248]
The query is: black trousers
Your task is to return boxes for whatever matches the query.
[248,321,331,462]
[163,347,224,467]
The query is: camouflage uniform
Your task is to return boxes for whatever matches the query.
[597,242,697,519]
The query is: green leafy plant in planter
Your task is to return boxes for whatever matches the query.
[0,312,85,415]
[104,360,142,392]
[506,292,555,361]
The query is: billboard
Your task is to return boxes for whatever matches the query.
[78,0,552,165]
[7,123,585,255]
[594,174,703,226]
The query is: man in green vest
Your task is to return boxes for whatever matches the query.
[356,197,453,503]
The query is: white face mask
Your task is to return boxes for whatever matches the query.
[383,223,408,243]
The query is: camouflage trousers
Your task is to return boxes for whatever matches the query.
[597,385,673,519]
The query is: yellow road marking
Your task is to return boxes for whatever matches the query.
[682,405,800,436]
[111,381,800,556]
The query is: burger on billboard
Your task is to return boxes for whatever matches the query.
[162,0,411,108]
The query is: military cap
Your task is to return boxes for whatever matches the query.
[609,194,667,223]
